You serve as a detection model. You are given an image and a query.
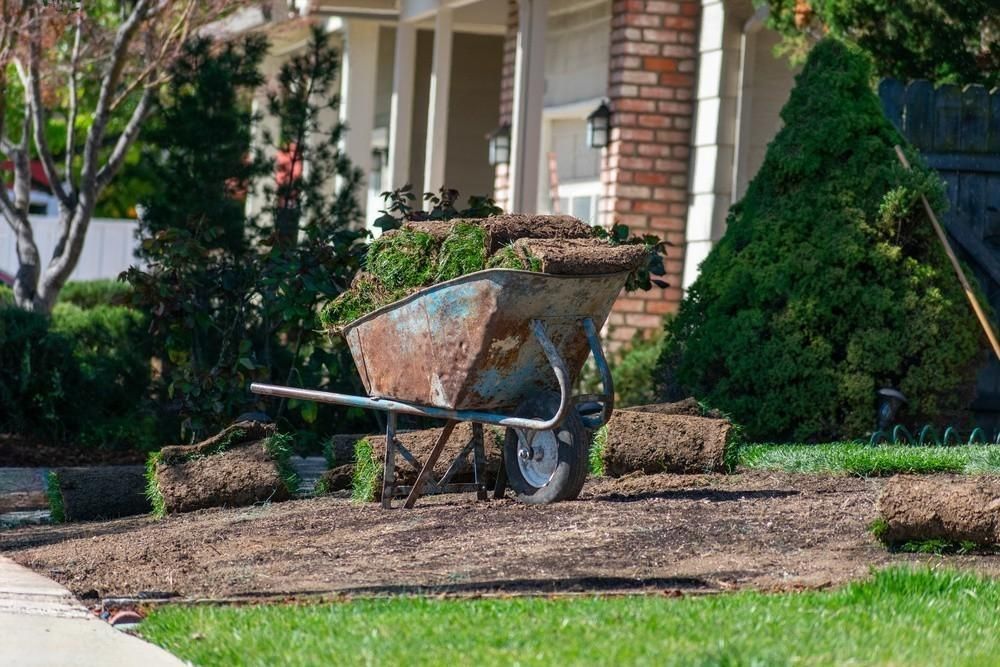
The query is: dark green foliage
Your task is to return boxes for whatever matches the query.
[57,280,131,309]
[372,186,503,233]
[610,331,664,408]
[763,0,999,87]
[658,39,983,442]
[125,29,370,441]
[0,302,153,449]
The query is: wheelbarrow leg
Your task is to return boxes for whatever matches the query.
[493,451,508,499]
[382,411,398,509]
[403,420,457,508]
[472,423,488,501]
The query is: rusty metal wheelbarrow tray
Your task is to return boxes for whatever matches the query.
[342,269,624,411]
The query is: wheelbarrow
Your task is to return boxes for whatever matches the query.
[251,268,624,508]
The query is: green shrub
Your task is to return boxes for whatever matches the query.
[0,284,12,306]
[612,331,664,408]
[0,302,154,449]
[58,279,131,309]
[656,39,984,442]
[0,306,82,440]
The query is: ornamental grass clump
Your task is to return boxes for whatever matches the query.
[657,38,985,442]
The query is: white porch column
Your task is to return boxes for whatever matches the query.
[339,20,380,212]
[423,7,454,194]
[388,22,417,192]
[509,0,548,214]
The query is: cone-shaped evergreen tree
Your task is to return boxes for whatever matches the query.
[658,38,985,441]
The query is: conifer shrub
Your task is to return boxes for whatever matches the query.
[657,39,985,442]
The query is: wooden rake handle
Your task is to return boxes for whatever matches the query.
[894,145,1000,361]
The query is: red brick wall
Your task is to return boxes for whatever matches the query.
[602,0,700,345]
[492,0,519,211]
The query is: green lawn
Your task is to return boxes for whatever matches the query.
[736,442,1000,476]
[141,568,1000,666]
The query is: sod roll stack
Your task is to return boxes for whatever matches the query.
[46,466,150,522]
[320,214,652,330]
[147,421,299,515]
[597,401,735,476]
[877,475,1000,546]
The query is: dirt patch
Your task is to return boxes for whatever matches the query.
[603,412,732,475]
[404,214,592,253]
[4,470,998,601]
[877,475,1000,545]
[513,238,648,275]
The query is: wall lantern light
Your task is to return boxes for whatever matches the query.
[876,388,907,431]
[586,100,611,149]
[488,123,511,166]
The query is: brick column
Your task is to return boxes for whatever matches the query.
[602,0,700,345]
[492,0,519,211]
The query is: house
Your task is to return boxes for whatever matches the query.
[231,0,798,344]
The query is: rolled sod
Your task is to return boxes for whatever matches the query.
[352,423,503,502]
[46,466,150,522]
[510,238,649,275]
[403,214,593,253]
[148,421,298,516]
[877,475,1000,546]
[600,407,734,476]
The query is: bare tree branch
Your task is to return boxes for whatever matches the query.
[95,85,154,191]
[64,1,83,186]
[18,17,71,208]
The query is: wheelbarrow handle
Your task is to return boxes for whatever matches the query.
[250,319,571,431]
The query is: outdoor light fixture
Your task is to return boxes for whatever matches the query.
[586,100,611,149]
[876,388,907,431]
[488,123,511,166]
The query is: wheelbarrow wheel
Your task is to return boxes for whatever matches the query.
[503,393,589,504]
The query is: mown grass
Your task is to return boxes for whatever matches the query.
[145,451,166,518]
[736,442,1000,476]
[264,433,301,496]
[44,472,65,523]
[141,568,1000,667]
[351,437,379,503]
[435,223,487,282]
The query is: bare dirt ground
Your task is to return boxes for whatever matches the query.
[2,470,998,601]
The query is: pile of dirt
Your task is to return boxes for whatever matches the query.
[876,475,1000,546]
[320,215,651,329]
[598,401,735,476]
[46,466,150,522]
[149,421,298,515]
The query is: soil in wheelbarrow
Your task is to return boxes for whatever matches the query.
[4,470,999,601]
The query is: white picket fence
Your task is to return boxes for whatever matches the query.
[0,216,141,282]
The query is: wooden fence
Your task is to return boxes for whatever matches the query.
[880,79,1000,425]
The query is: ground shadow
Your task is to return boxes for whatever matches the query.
[593,489,799,503]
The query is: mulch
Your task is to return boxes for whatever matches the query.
[3,470,998,602]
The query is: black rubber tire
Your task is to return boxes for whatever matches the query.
[503,392,589,504]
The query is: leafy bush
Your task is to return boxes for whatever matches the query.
[58,280,131,309]
[0,301,154,449]
[0,284,12,306]
[0,306,81,440]
[657,39,984,442]
[612,331,664,408]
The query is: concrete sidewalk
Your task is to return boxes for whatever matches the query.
[0,556,185,666]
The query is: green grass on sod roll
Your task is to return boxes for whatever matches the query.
[140,568,1000,667]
